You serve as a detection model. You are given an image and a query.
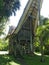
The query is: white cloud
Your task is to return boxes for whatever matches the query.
[41,0,49,18]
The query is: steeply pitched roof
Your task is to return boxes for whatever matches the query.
[13,0,43,34]
[8,0,43,36]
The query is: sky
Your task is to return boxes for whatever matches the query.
[41,0,49,18]
[9,0,28,27]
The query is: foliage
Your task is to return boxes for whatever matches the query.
[35,18,49,54]
[0,18,9,36]
[34,36,40,52]
[0,39,9,51]
[0,0,20,17]
[0,0,20,35]
[0,55,21,65]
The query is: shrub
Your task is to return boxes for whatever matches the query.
[44,45,49,55]
[0,39,9,51]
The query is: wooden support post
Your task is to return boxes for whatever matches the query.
[19,40,22,56]
[30,15,33,54]
[30,33,33,53]
[14,40,17,57]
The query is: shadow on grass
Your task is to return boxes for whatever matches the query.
[0,54,49,65]
[23,54,49,65]
[0,54,26,65]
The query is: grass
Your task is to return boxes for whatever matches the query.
[0,54,49,65]
[0,55,21,65]
[23,54,49,65]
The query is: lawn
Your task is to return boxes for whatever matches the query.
[0,54,49,65]
[23,55,49,65]
[0,55,21,65]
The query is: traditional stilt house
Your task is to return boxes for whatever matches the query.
[8,0,43,57]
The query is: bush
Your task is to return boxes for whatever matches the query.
[44,50,49,55]
[44,45,49,55]
[0,39,9,51]
[35,47,40,52]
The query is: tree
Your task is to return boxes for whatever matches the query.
[0,0,20,17]
[35,17,49,62]
[0,0,20,35]
[0,17,7,36]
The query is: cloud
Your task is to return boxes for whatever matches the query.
[41,0,49,18]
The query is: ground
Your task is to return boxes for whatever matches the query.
[0,51,49,65]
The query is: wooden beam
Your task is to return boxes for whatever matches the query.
[29,15,33,53]
[22,27,30,31]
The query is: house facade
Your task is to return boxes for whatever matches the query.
[8,0,43,57]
